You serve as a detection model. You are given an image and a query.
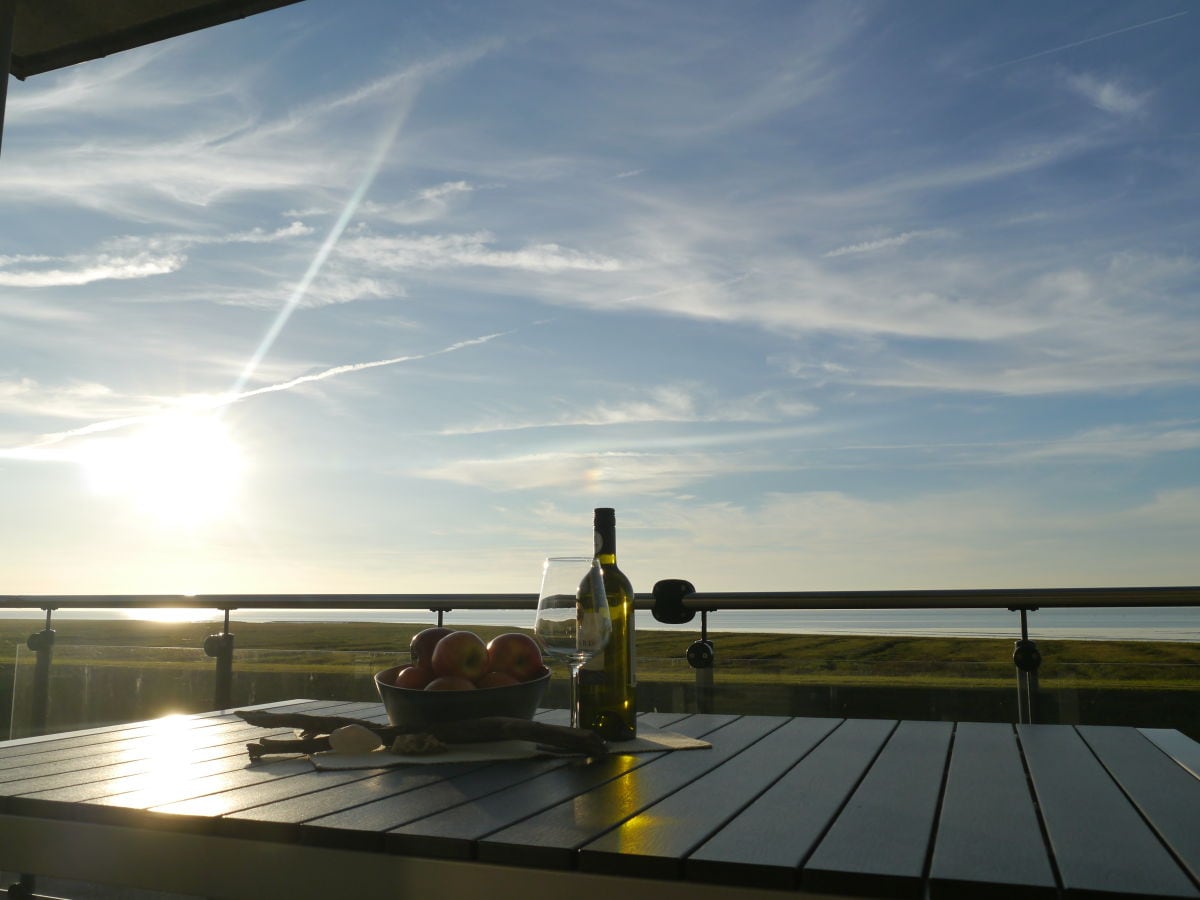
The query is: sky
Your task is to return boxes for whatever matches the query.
[1,0,1199,600]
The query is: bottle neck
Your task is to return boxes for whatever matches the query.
[594,509,617,566]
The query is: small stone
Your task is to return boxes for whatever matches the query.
[328,724,383,754]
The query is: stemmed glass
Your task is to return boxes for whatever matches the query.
[534,556,612,728]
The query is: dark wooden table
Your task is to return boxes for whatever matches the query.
[3,700,1199,900]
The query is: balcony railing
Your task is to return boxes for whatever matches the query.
[4,584,1199,739]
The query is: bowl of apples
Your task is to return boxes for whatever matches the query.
[375,627,551,728]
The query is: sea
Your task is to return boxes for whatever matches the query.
[5,606,1200,642]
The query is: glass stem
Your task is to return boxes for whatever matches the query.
[569,663,580,728]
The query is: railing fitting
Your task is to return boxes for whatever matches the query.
[26,609,56,736]
[1009,606,1042,724]
[203,609,235,710]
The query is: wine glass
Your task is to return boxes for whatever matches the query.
[534,556,612,728]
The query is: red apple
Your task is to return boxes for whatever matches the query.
[486,632,544,682]
[409,626,454,669]
[393,665,432,689]
[425,675,477,691]
[476,670,519,689]
[430,630,490,681]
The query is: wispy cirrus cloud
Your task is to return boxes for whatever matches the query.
[1,38,500,221]
[417,449,776,493]
[337,230,623,273]
[0,378,128,420]
[1065,71,1149,116]
[0,222,313,289]
[361,181,476,225]
[0,252,184,287]
[634,483,1200,592]
[1008,421,1200,461]
[439,383,816,435]
[822,229,949,258]
[286,181,476,226]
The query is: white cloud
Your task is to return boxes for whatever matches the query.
[1009,422,1200,462]
[1066,71,1149,116]
[0,296,91,324]
[0,378,124,420]
[417,450,765,493]
[630,486,1200,592]
[337,230,623,273]
[823,229,949,258]
[0,252,184,287]
[0,39,498,221]
[440,383,816,436]
[1129,488,1200,527]
[0,222,315,291]
[294,182,476,226]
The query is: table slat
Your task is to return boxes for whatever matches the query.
[1079,725,1200,886]
[1141,728,1200,781]
[0,698,325,755]
[685,717,896,889]
[1019,723,1199,899]
[929,722,1057,900]
[475,714,765,870]
[803,719,953,900]
[0,700,372,777]
[578,716,842,880]
[5,705,389,806]
[378,711,690,859]
[211,708,649,841]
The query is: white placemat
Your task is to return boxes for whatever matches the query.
[308,724,710,770]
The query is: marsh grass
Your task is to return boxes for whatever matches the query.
[3,618,1197,690]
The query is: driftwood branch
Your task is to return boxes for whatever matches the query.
[236,710,607,760]
[247,734,333,760]
[237,709,382,733]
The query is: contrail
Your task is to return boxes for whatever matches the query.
[975,10,1187,74]
[229,119,401,397]
[1,330,515,458]
[233,330,513,401]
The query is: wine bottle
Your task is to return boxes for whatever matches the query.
[577,507,637,740]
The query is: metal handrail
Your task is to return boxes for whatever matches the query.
[4,584,1199,611]
[5,585,1199,737]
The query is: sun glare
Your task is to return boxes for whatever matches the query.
[128,608,214,624]
[80,414,246,526]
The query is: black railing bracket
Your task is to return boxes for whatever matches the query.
[204,611,236,709]
[652,579,697,624]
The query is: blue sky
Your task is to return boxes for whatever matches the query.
[2,0,1198,598]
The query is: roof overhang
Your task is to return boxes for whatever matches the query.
[2,0,305,153]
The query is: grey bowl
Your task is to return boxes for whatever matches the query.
[374,665,551,728]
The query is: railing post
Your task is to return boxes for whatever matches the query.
[204,610,235,710]
[687,610,716,714]
[651,579,714,714]
[26,609,56,736]
[1011,606,1042,724]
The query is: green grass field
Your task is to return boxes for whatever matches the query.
[4,618,1198,691]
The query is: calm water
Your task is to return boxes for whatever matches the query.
[5,606,1200,641]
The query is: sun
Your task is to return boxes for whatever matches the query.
[80,413,247,526]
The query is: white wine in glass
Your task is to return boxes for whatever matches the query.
[533,556,612,729]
